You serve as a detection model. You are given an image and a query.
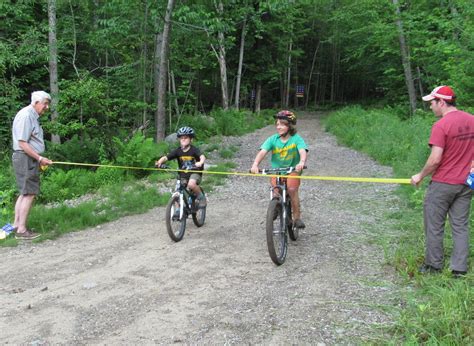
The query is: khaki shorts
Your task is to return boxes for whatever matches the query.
[271,172,301,190]
[12,152,40,195]
[180,173,202,186]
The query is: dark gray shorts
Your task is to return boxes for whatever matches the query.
[12,152,40,195]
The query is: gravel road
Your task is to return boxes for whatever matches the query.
[1,112,402,344]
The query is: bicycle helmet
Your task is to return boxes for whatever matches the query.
[176,126,195,138]
[275,110,297,124]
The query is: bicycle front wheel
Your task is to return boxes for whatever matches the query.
[287,200,298,241]
[165,195,186,242]
[266,199,288,265]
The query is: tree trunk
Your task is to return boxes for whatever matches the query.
[330,41,337,103]
[167,65,173,133]
[155,0,174,142]
[255,82,261,114]
[393,0,417,114]
[68,0,79,78]
[48,0,60,143]
[170,67,179,116]
[215,1,229,110]
[141,2,149,131]
[305,41,320,109]
[417,66,426,111]
[313,72,319,108]
[294,59,299,108]
[284,40,292,108]
[154,32,163,100]
[234,17,247,110]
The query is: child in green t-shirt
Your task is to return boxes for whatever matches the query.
[251,110,308,228]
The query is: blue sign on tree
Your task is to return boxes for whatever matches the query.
[296,85,304,98]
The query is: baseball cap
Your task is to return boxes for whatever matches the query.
[422,85,455,101]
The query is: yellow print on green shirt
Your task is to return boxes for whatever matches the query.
[273,143,297,160]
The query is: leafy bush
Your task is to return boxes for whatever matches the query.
[112,133,168,178]
[174,108,274,141]
[95,166,126,186]
[0,156,16,224]
[47,134,103,166]
[39,168,98,202]
[176,114,218,139]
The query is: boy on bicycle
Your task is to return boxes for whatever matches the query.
[250,110,308,228]
[155,126,207,206]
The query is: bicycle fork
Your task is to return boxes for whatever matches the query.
[270,184,287,233]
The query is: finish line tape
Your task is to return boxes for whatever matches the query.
[52,161,411,185]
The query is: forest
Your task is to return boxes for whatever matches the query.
[1,0,473,152]
[1,1,473,343]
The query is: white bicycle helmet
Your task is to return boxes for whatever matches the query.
[176,126,195,138]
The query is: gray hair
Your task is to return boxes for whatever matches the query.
[31,91,51,105]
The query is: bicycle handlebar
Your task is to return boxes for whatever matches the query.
[256,166,307,175]
[157,164,200,171]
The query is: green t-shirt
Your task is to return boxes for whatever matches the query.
[261,133,308,168]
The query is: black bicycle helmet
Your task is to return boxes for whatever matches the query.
[274,110,297,124]
[176,126,195,138]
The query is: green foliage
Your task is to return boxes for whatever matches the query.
[219,146,238,159]
[47,135,102,165]
[112,133,167,178]
[48,75,117,139]
[39,168,99,203]
[175,108,273,141]
[0,156,16,224]
[94,166,126,187]
[324,106,433,177]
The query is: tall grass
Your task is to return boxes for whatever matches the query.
[323,106,473,344]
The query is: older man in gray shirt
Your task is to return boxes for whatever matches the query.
[12,91,53,240]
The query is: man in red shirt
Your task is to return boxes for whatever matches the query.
[411,85,474,278]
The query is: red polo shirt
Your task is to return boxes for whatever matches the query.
[429,110,474,184]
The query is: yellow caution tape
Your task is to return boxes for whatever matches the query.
[52,161,411,185]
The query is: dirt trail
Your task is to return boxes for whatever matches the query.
[0,112,402,344]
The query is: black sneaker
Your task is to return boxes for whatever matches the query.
[452,270,467,279]
[418,264,441,274]
[293,219,306,229]
[197,194,207,208]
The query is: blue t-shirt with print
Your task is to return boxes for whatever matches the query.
[260,134,308,168]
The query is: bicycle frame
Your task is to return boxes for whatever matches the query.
[172,178,196,219]
[263,166,295,208]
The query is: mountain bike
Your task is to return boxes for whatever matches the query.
[260,167,302,265]
[161,165,207,242]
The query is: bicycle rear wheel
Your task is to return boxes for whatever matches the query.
[165,195,186,242]
[266,199,288,265]
[192,191,206,227]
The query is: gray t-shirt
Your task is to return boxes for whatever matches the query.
[12,105,45,153]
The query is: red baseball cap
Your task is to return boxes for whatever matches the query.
[422,85,456,101]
